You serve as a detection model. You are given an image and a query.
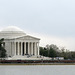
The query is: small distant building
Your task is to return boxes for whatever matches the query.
[0,26,40,60]
[54,57,64,60]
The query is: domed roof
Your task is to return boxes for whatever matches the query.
[1,26,24,32]
[0,26,26,39]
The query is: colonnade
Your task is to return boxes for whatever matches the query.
[15,42,39,56]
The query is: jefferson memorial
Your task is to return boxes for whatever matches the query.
[0,26,40,60]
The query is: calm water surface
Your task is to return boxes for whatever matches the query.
[0,65,75,75]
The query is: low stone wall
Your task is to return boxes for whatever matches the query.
[0,60,75,63]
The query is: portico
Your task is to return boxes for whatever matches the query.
[15,42,39,56]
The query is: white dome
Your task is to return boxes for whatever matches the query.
[0,26,26,39]
[2,26,24,32]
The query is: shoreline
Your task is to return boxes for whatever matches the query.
[0,63,75,65]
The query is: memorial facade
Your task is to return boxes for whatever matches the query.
[0,26,40,58]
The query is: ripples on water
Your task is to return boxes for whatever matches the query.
[0,65,75,75]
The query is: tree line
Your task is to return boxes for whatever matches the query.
[40,44,75,60]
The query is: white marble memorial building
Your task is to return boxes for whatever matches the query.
[0,26,40,59]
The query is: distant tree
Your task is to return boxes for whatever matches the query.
[40,44,59,58]
[49,44,59,52]
[40,47,48,57]
[49,47,57,60]
[40,47,44,56]
[70,52,75,60]
[59,47,69,59]
[0,38,7,58]
[46,44,59,57]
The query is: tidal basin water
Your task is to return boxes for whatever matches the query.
[0,65,75,75]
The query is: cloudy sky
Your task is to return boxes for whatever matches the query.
[0,0,75,51]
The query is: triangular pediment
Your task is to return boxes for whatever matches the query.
[15,35,40,40]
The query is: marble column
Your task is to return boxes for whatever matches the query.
[15,42,16,55]
[18,42,19,55]
[24,42,26,55]
[28,42,30,55]
[21,42,23,55]
[34,42,37,55]
[38,42,39,55]
[11,42,12,56]
[31,42,33,55]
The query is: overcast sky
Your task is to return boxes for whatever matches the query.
[0,0,75,51]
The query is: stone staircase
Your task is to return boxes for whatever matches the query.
[7,55,50,60]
